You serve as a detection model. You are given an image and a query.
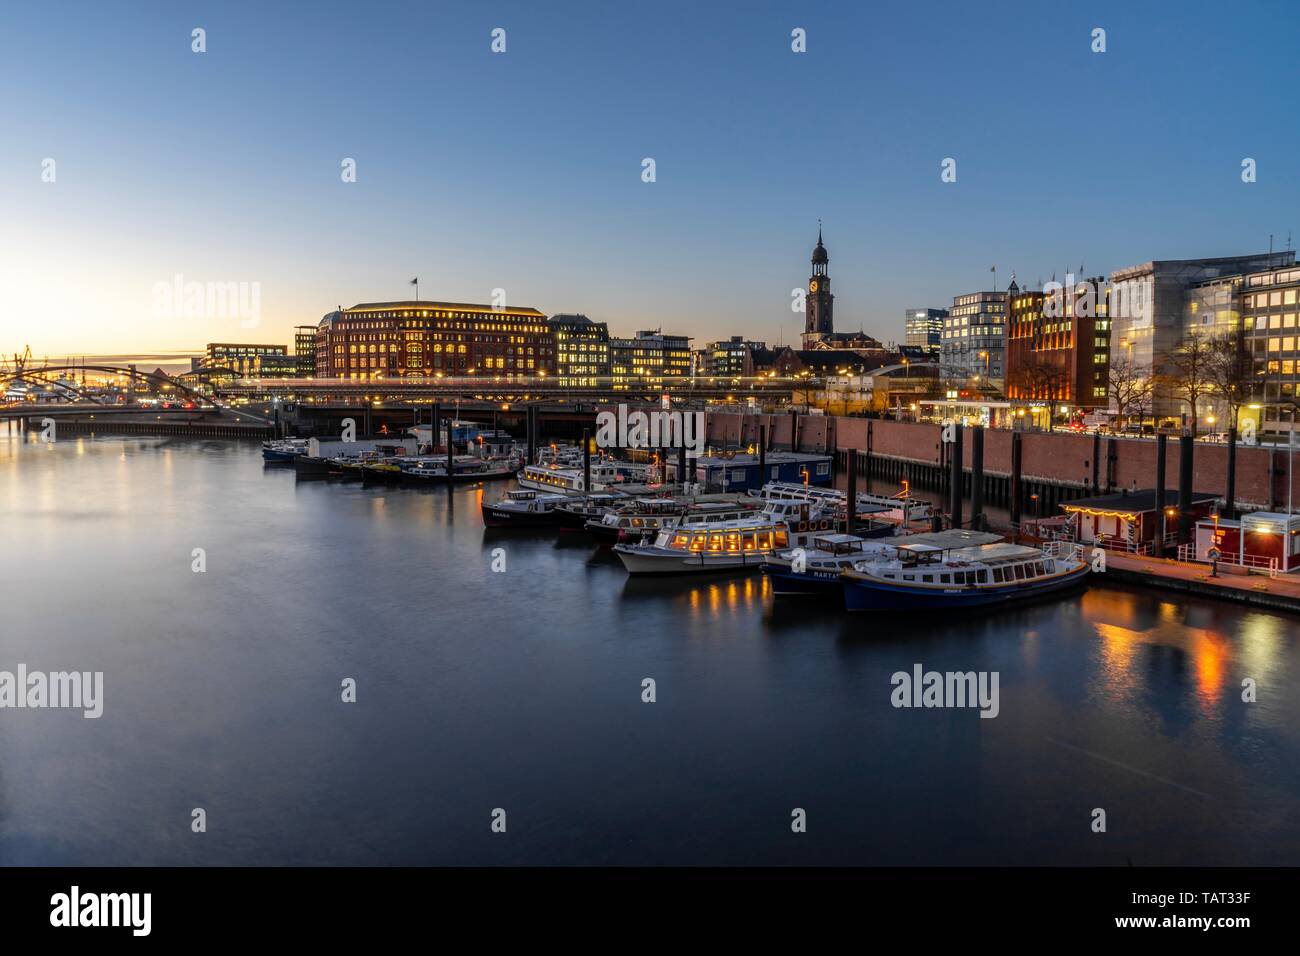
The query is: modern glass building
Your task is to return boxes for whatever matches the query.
[904,308,946,355]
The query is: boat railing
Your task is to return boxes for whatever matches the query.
[1042,541,1085,562]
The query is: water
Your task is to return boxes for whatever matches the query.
[2,432,1298,865]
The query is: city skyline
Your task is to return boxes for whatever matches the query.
[4,0,1299,356]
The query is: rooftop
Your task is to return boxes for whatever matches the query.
[1063,489,1218,514]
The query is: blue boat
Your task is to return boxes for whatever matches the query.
[840,542,1089,611]
[262,438,309,463]
[762,533,880,598]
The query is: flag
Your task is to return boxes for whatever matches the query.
[410,278,418,285]
[990,266,996,272]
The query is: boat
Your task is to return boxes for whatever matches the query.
[840,541,1089,611]
[762,533,881,597]
[554,493,629,532]
[516,458,649,493]
[399,456,518,485]
[612,497,839,575]
[588,497,762,547]
[761,527,1004,598]
[750,480,933,522]
[481,490,583,528]
[262,438,310,463]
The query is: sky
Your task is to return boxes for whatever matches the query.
[3,0,1299,359]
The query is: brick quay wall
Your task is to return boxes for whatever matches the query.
[704,412,1300,512]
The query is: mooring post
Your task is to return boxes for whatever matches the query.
[527,405,536,466]
[1010,430,1023,530]
[1225,426,1237,519]
[970,425,985,531]
[949,424,964,529]
[582,427,591,493]
[1154,431,1168,557]
[846,448,858,534]
[1178,433,1194,545]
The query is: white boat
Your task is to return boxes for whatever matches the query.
[588,497,761,546]
[750,480,933,522]
[841,541,1089,611]
[613,498,840,575]
[516,459,648,493]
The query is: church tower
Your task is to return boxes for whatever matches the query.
[803,224,835,347]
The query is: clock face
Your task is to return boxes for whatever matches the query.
[809,280,819,292]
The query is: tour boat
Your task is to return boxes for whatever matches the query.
[481,490,583,528]
[840,542,1089,611]
[612,498,839,575]
[588,497,761,547]
[516,459,649,493]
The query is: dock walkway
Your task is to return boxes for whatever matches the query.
[1104,551,1300,613]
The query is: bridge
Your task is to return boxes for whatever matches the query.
[210,374,793,405]
[1,360,796,440]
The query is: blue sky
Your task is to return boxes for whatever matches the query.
[3,0,1299,356]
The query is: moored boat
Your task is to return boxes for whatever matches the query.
[481,490,583,528]
[612,498,838,575]
[840,541,1089,611]
[263,438,310,463]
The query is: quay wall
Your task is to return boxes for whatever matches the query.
[704,412,1300,511]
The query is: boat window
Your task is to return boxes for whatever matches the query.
[742,533,757,552]
[688,534,706,552]
[725,532,741,553]
[977,570,988,583]
[708,533,723,552]
[672,533,689,548]
[1014,564,1027,580]
[773,530,787,548]
[921,574,933,583]
[903,573,915,581]
[940,573,952,584]
[1033,562,1045,576]
[991,567,1003,582]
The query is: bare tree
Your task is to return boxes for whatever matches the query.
[1204,330,1257,430]
[1162,330,1214,435]
[1107,353,1153,429]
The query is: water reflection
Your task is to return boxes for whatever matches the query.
[1,433,1297,865]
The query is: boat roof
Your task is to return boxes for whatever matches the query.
[813,533,862,545]
[948,543,1046,563]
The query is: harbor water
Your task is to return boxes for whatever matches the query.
[1,432,1298,865]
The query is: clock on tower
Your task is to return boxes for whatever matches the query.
[803,224,835,346]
